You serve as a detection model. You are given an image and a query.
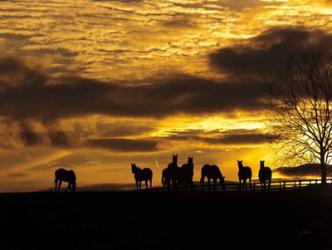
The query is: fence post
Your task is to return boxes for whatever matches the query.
[299,180,301,188]
[283,180,286,191]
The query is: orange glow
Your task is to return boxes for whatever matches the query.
[0,0,329,191]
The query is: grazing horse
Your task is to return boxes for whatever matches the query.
[54,168,76,192]
[131,163,153,190]
[178,157,194,191]
[259,160,272,192]
[237,160,252,191]
[200,164,225,191]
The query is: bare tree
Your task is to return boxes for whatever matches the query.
[268,54,332,187]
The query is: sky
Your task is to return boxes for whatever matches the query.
[0,0,332,191]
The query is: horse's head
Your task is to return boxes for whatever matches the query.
[172,154,178,164]
[131,163,137,173]
[237,160,243,168]
[260,160,265,168]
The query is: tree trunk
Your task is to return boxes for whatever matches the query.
[320,156,327,188]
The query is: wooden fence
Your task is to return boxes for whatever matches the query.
[153,178,332,192]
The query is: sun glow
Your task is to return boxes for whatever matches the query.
[0,0,329,191]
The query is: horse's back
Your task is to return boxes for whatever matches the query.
[201,164,212,175]
[55,168,76,182]
[202,164,222,178]
[142,168,153,179]
[211,164,222,176]
[239,166,252,179]
[55,168,67,178]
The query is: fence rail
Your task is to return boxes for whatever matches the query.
[152,178,332,192]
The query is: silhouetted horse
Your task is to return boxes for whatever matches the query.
[54,168,76,192]
[200,164,225,191]
[237,160,252,191]
[161,167,171,191]
[259,160,272,192]
[177,157,194,191]
[131,163,153,190]
[167,154,179,191]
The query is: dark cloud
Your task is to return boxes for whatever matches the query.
[276,164,332,177]
[85,138,158,152]
[0,57,46,89]
[19,122,42,146]
[210,28,332,78]
[163,129,275,145]
[203,133,273,144]
[96,122,154,137]
[220,0,281,11]
[9,118,75,148]
[0,60,267,120]
[91,0,142,2]
[48,130,72,148]
[162,16,196,28]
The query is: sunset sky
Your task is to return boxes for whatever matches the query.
[0,0,332,191]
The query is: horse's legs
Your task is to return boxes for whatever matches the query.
[150,179,152,189]
[200,176,205,191]
[268,179,271,192]
[136,180,139,191]
[139,181,142,190]
[239,178,242,191]
[145,180,148,189]
[58,180,62,192]
[249,178,252,191]
[263,181,266,192]
[208,178,211,192]
[55,180,58,192]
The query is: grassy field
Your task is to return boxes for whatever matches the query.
[0,190,330,250]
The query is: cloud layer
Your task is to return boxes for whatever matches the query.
[210,28,332,78]
[0,57,267,121]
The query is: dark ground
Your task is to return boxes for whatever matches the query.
[0,190,331,250]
